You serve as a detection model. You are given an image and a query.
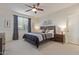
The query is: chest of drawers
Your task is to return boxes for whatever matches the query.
[0,33,5,55]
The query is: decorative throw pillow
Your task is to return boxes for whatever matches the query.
[48,30,54,33]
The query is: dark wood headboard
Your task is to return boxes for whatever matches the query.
[40,26,56,34]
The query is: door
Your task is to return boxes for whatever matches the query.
[68,14,79,44]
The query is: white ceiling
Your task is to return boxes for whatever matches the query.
[0,3,76,17]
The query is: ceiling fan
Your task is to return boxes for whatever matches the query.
[25,3,44,14]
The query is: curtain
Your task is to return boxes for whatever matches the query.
[13,16,31,40]
[28,18,31,32]
[13,15,18,40]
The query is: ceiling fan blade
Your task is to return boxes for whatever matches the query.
[25,4,33,8]
[33,4,35,8]
[36,8,44,11]
[37,3,40,7]
[25,9,32,12]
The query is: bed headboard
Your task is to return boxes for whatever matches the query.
[40,26,56,34]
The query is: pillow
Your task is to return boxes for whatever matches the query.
[41,29,46,33]
[37,29,43,33]
[45,29,49,33]
[48,30,54,33]
[37,30,43,33]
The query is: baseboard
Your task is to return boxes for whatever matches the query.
[68,42,79,46]
[5,40,13,43]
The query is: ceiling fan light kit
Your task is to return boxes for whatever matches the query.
[25,3,44,14]
[32,8,37,12]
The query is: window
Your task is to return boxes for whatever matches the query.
[18,16,28,30]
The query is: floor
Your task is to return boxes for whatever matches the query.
[5,39,79,55]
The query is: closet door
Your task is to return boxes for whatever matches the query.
[68,14,79,44]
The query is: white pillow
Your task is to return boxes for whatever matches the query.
[37,30,42,33]
[48,30,54,33]
[45,29,49,33]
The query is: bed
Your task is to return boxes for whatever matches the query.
[23,26,56,48]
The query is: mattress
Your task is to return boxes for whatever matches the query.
[26,32,54,42]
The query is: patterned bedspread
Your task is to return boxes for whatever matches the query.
[24,32,54,42]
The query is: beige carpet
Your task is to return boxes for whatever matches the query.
[5,39,79,55]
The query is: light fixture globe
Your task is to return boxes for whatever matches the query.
[32,8,37,12]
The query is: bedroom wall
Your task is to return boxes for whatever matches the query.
[39,4,79,44]
[31,16,41,32]
[0,6,31,42]
[0,6,13,42]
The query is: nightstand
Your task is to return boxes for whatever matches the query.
[54,34,65,43]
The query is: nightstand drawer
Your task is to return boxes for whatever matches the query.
[55,38,63,42]
[55,34,64,43]
[0,33,5,55]
[55,36,63,40]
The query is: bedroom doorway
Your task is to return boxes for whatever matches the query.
[68,14,79,45]
[18,16,28,40]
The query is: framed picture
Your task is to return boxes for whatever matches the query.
[4,19,10,28]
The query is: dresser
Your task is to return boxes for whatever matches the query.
[0,33,5,55]
[54,34,65,43]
